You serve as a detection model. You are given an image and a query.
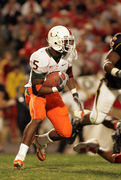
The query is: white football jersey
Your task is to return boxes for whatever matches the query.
[25,47,77,87]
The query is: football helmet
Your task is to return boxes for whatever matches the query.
[47,25,75,53]
[110,33,121,51]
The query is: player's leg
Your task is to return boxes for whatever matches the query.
[75,81,108,127]
[97,148,121,163]
[34,92,72,160]
[47,92,72,138]
[73,80,117,127]
[102,116,118,130]
[98,149,114,163]
[90,80,117,124]
[73,139,115,163]
[73,139,99,154]
[81,114,118,130]
[72,81,117,128]
[14,92,46,168]
[68,81,120,145]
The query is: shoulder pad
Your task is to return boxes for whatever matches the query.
[30,49,49,67]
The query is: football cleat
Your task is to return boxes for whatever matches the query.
[13,160,24,169]
[33,135,47,161]
[73,139,99,154]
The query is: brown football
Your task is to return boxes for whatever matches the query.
[43,71,66,87]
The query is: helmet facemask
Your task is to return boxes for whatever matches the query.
[61,35,75,53]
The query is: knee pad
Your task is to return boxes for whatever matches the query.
[90,111,106,124]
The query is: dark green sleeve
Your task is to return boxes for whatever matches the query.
[32,70,46,80]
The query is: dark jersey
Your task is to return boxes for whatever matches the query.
[104,33,121,89]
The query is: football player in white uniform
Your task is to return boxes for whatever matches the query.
[13,25,83,168]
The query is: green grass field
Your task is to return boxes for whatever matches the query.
[0,154,121,180]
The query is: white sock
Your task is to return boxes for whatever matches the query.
[98,146,109,153]
[38,129,54,146]
[15,143,29,161]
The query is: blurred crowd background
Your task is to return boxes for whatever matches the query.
[0,0,121,154]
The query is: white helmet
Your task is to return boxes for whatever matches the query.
[47,25,75,53]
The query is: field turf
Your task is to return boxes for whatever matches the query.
[0,154,121,180]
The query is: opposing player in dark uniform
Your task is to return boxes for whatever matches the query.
[75,33,121,127]
[69,33,121,162]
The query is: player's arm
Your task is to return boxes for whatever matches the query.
[103,50,121,76]
[32,71,68,96]
[66,67,84,115]
[31,71,54,96]
[32,79,54,96]
[31,72,60,96]
[66,66,76,90]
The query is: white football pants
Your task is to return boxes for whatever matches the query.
[90,80,121,124]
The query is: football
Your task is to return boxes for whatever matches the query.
[43,71,66,87]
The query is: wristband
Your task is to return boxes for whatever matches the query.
[52,87,58,93]
[71,88,77,95]
[111,68,119,77]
